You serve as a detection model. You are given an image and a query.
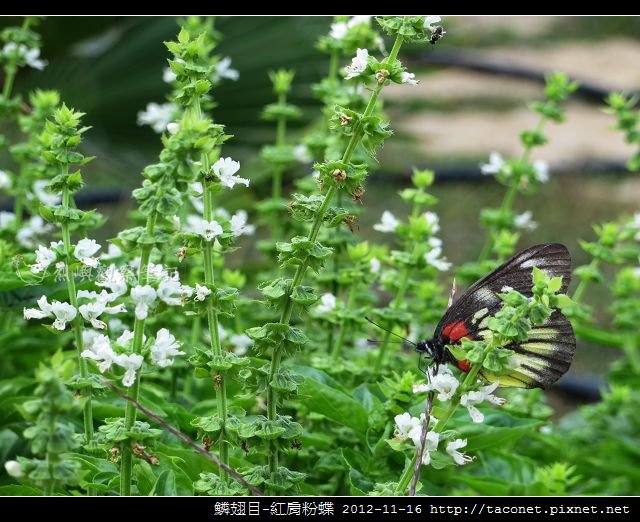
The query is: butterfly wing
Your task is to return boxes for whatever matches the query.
[433,243,575,388]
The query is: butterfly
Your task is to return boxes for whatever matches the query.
[415,243,576,388]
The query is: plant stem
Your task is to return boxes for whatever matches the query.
[266,32,406,478]
[373,267,412,372]
[478,115,548,262]
[1,18,31,101]
[572,259,598,303]
[435,347,494,431]
[120,216,155,496]
[331,281,358,361]
[60,184,94,447]
[194,96,230,479]
[271,92,287,241]
[396,454,417,495]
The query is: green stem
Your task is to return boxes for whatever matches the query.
[1,18,32,101]
[120,216,155,496]
[266,32,406,478]
[396,454,417,495]
[478,115,548,262]
[60,184,94,446]
[373,267,412,372]
[435,347,493,431]
[271,93,287,240]
[194,96,230,478]
[572,259,598,303]
[331,281,358,361]
[2,64,17,101]
[44,395,56,496]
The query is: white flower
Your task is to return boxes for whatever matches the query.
[24,295,53,320]
[163,67,176,83]
[212,57,239,82]
[136,102,176,133]
[481,152,505,176]
[16,216,53,248]
[4,460,24,478]
[79,301,109,329]
[401,71,419,85]
[370,257,381,274]
[329,21,348,40]
[167,122,180,135]
[25,47,47,69]
[51,301,77,330]
[423,211,440,233]
[514,210,538,231]
[30,241,62,274]
[230,333,253,356]
[32,179,61,206]
[230,210,255,237]
[116,329,135,346]
[344,48,369,80]
[419,431,440,465]
[447,438,473,465]
[114,353,144,387]
[315,293,337,314]
[96,264,128,297]
[81,333,117,372]
[24,296,76,330]
[157,278,192,306]
[394,412,421,441]
[194,283,212,302]
[150,328,185,368]
[74,238,101,267]
[0,211,16,230]
[293,144,312,163]
[424,15,442,31]
[100,243,123,261]
[424,237,452,272]
[2,43,47,70]
[373,210,399,233]
[533,160,549,183]
[130,285,157,320]
[311,170,320,180]
[0,170,11,189]
[501,285,514,293]
[212,157,249,189]
[193,218,223,242]
[349,15,371,27]
[424,366,459,401]
[460,382,505,423]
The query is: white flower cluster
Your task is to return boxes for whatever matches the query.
[481,151,549,184]
[373,210,451,271]
[81,327,184,387]
[404,365,507,467]
[2,42,47,70]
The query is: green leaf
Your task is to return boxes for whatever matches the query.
[299,376,368,436]
[0,485,43,496]
[150,469,177,496]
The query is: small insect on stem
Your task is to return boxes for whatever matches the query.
[430,26,445,45]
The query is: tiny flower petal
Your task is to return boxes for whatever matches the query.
[315,293,337,314]
[401,71,419,85]
[373,211,399,233]
[344,48,369,80]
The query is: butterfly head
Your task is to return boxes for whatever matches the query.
[416,338,450,366]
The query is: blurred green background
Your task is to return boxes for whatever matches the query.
[3,15,640,382]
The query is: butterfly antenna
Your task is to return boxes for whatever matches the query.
[365,316,416,346]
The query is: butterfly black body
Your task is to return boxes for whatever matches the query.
[416,243,576,388]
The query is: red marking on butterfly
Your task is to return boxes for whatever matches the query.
[442,321,473,372]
